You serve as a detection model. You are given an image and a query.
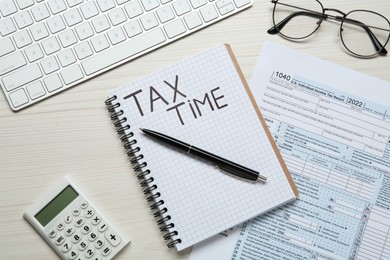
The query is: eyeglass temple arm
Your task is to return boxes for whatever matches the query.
[268,11,387,55]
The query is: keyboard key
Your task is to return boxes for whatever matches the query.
[14,10,34,29]
[184,11,202,29]
[233,0,251,8]
[46,16,66,34]
[189,0,207,8]
[156,5,175,23]
[75,22,94,40]
[200,4,218,22]
[0,0,18,16]
[116,0,130,5]
[164,18,186,39]
[41,36,61,55]
[60,64,84,84]
[44,74,63,92]
[63,8,83,26]
[124,0,143,19]
[41,55,60,74]
[30,22,49,41]
[58,29,78,47]
[9,89,29,108]
[0,37,15,57]
[81,28,166,76]
[96,0,116,12]
[25,43,44,62]
[173,0,191,16]
[74,41,93,59]
[108,8,127,25]
[26,81,46,99]
[0,51,27,76]
[140,12,159,30]
[123,20,142,38]
[13,29,33,48]
[107,27,126,45]
[140,0,159,11]
[66,0,83,7]
[57,48,77,67]
[80,1,99,19]
[216,0,234,15]
[47,0,67,14]
[16,0,34,9]
[0,17,17,36]
[90,34,110,52]
[91,15,111,33]
[2,63,42,91]
[31,3,51,22]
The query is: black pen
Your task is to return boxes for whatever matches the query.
[140,128,267,182]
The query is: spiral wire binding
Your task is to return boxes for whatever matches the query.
[105,96,181,248]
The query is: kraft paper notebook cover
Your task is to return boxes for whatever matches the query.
[105,44,298,251]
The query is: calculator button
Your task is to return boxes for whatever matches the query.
[91,215,101,225]
[68,249,79,259]
[55,235,66,245]
[64,214,73,224]
[48,229,56,238]
[97,222,108,232]
[57,222,65,231]
[94,238,104,249]
[101,245,112,256]
[92,254,102,260]
[85,247,95,258]
[71,232,82,244]
[82,223,92,234]
[72,207,81,216]
[88,231,98,242]
[104,229,121,247]
[75,217,85,227]
[80,201,88,209]
[78,240,88,251]
[65,226,75,236]
[61,241,72,253]
[84,207,95,218]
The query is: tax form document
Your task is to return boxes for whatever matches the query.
[189,42,390,260]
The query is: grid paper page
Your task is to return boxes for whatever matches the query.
[109,45,297,251]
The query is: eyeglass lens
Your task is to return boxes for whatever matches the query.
[341,10,390,57]
[272,0,324,39]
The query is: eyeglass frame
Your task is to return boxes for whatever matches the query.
[268,0,390,58]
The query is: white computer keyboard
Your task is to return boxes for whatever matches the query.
[0,0,252,111]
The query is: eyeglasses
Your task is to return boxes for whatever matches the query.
[268,0,390,58]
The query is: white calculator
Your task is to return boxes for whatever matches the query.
[24,176,130,260]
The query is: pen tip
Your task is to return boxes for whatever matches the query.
[257,175,267,182]
[139,128,144,132]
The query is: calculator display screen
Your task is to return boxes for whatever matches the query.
[34,185,79,227]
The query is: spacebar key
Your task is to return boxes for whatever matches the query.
[82,28,166,76]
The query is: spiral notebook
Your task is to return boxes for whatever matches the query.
[105,44,298,251]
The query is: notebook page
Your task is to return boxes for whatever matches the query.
[109,45,297,251]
